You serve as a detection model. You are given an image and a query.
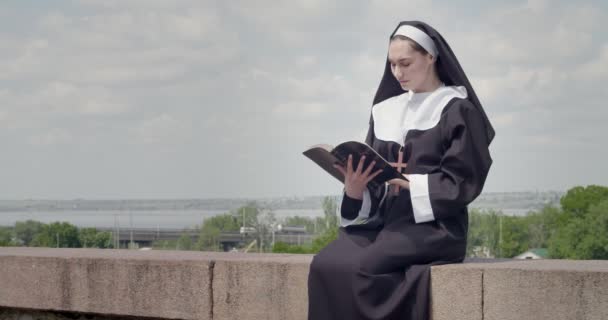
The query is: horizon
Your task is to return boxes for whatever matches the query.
[0,188,568,202]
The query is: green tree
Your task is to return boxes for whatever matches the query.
[549,199,608,259]
[297,196,340,253]
[229,203,276,252]
[93,231,113,249]
[314,216,327,234]
[271,227,339,254]
[466,209,500,257]
[524,205,561,249]
[560,185,608,216]
[31,222,80,248]
[79,228,97,248]
[580,199,608,259]
[196,213,240,251]
[0,226,14,246]
[14,220,45,246]
[546,185,608,259]
[497,215,530,258]
[268,197,341,254]
[322,196,338,231]
[177,231,194,250]
[272,241,311,254]
[79,228,113,249]
[234,202,260,230]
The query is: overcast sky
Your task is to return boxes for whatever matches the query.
[0,0,606,199]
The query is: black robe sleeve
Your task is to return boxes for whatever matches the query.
[424,99,492,221]
[341,194,363,220]
[340,114,386,224]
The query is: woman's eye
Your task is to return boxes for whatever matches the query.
[402,64,410,68]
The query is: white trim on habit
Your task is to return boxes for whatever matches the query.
[408,174,435,223]
[340,188,372,227]
[372,85,467,144]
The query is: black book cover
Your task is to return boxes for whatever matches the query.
[303,141,407,190]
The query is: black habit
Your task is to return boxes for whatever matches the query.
[307,21,494,320]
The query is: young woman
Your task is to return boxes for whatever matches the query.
[308,21,495,320]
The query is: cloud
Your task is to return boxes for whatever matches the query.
[10,81,131,116]
[0,0,606,198]
[471,66,568,108]
[577,44,608,81]
[272,101,329,119]
[131,113,191,145]
[492,112,517,128]
[28,128,73,146]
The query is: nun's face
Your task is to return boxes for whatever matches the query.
[388,39,435,92]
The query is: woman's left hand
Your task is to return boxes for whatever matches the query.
[387,174,410,190]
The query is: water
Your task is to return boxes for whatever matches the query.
[0,209,325,229]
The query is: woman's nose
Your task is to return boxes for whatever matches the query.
[394,65,404,78]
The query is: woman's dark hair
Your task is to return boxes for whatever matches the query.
[390,35,429,56]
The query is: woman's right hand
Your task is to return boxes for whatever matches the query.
[334,154,383,200]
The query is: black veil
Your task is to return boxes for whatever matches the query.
[370,21,495,144]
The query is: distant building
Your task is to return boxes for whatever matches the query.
[514,248,549,259]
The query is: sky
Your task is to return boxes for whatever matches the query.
[0,0,606,199]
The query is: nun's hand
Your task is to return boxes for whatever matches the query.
[387,174,410,190]
[334,154,383,200]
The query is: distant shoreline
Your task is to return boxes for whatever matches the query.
[0,191,564,229]
[0,191,564,211]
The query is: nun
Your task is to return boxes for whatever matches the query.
[307,21,495,320]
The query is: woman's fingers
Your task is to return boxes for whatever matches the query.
[387,178,409,188]
[365,169,384,184]
[346,154,353,175]
[362,160,376,176]
[356,156,366,174]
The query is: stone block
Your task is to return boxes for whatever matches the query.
[212,254,313,320]
[482,260,608,320]
[0,248,214,320]
[430,264,483,320]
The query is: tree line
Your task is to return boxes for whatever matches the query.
[163,197,339,253]
[272,185,608,259]
[468,185,608,259]
[0,220,112,248]
[0,198,339,252]
[1,186,606,259]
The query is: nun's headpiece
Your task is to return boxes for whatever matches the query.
[393,25,438,58]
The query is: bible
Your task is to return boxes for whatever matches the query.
[303,141,408,190]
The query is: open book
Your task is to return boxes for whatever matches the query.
[303,141,407,189]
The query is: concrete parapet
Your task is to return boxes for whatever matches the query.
[1,248,607,320]
[431,260,608,320]
[0,248,216,319]
[211,254,311,320]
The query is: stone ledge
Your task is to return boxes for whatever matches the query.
[0,248,311,320]
[430,260,608,320]
[1,248,607,320]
